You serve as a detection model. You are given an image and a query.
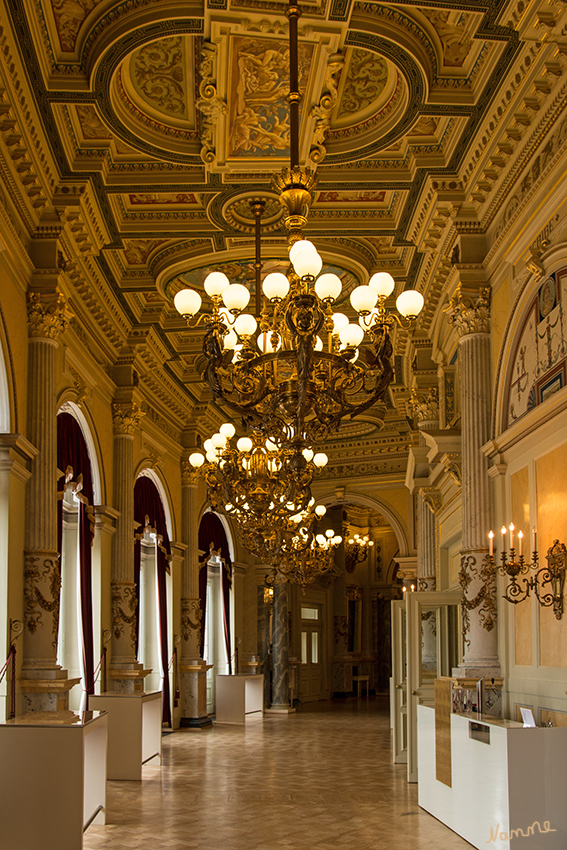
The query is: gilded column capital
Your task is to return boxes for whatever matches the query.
[181,458,200,486]
[444,286,490,336]
[27,291,72,340]
[409,387,439,423]
[112,401,145,435]
[418,486,442,514]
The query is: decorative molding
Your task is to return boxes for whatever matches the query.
[111,581,137,649]
[418,486,442,514]
[181,598,202,643]
[444,286,491,336]
[459,552,497,646]
[442,452,462,486]
[24,552,61,648]
[112,401,145,435]
[309,53,344,164]
[196,42,227,165]
[27,292,72,340]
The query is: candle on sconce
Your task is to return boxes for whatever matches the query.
[411,584,415,592]
[518,529,523,557]
[501,525,507,550]
[509,522,515,550]
[532,526,537,553]
[488,530,494,557]
[402,586,406,595]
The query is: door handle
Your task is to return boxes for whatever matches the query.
[411,690,418,695]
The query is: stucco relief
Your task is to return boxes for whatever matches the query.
[131,38,187,119]
[228,36,312,157]
[337,49,388,116]
[76,105,111,139]
[51,0,103,52]
[504,269,567,429]
[422,10,473,67]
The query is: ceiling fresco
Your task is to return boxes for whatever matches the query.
[2,0,567,453]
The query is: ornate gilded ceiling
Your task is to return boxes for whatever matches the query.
[2,0,567,455]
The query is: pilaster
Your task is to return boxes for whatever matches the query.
[21,287,80,712]
[445,285,500,675]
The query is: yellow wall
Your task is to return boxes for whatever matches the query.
[511,466,532,666]
[536,444,567,667]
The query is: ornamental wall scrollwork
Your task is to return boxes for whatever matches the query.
[459,553,497,647]
[444,286,491,336]
[24,554,61,649]
[27,292,72,340]
[309,53,344,163]
[111,582,138,649]
[181,598,202,643]
[334,614,348,644]
[197,42,227,164]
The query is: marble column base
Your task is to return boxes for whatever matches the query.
[332,657,353,698]
[20,666,81,713]
[179,663,213,729]
[265,706,296,715]
[109,661,150,694]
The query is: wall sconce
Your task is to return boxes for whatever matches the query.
[487,524,567,619]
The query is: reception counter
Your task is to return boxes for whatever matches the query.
[418,705,567,849]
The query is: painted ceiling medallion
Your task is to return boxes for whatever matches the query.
[223,194,284,233]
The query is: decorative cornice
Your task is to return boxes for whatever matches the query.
[444,285,491,336]
[27,291,72,340]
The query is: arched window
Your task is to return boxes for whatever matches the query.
[57,411,97,711]
[134,475,172,727]
[198,512,233,713]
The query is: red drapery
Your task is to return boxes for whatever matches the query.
[198,512,232,673]
[57,412,95,697]
[134,475,172,727]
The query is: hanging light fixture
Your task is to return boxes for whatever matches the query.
[345,533,374,573]
[188,423,328,525]
[174,0,424,443]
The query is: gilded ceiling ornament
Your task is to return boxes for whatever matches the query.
[309,53,344,163]
[51,0,103,53]
[76,105,111,140]
[444,286,491,336]
[132,38,187,118]
[27,292,72,340]
[421,10,473,67]
[112,401,145,435]
[338,49,388,116]
[196,42,227,164]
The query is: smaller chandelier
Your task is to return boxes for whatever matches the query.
[174,246,424,442]
[188,422,328,525]
[345,533,374,573]
[279,529,342,587]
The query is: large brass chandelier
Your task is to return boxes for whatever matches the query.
[174,1,424,443]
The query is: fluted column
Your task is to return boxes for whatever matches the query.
[417,488,439,591]
[21,290,80,713]
[179,462,212,728]
[109,399,148,691]
[446,287,499,674]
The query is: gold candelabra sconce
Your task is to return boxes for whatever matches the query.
[345,533,373,573]
[487,524,567,620]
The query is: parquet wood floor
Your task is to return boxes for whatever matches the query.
[84,698,472,850]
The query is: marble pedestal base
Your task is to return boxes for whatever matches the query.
[109,661,150,694]
[20,666,81,713]
[179,663,213,729]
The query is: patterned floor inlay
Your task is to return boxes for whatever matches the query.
[84,698,472,850]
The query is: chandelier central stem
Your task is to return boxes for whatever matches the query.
[287,2,302,169]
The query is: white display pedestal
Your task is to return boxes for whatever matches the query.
[215,674,264,723]
[0,710,107,850]
[88,691,162,780]
[418,705,567,849]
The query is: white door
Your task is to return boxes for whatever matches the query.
[406,590,462,782]
[390,600,408,764]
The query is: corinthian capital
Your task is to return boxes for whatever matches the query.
[444,286,490,336]
[27,292,72,340]
[409,387,439,423]
[112,401,145,435]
